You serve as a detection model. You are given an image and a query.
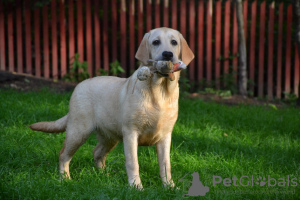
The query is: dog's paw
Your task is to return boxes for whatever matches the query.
[137,66,151,81]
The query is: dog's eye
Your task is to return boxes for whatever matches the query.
[171,40,178,46]
[152,40,161,46]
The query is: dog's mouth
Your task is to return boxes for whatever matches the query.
[147,60,187,81]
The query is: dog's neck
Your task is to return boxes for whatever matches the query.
[132,70,180,102]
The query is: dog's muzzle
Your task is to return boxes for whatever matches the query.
[147,60,187,81]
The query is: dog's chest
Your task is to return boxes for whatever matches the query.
[134,99,178,146]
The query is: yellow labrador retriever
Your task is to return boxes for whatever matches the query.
[30,27,194,189]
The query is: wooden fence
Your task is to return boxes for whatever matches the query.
[0,0,299,99]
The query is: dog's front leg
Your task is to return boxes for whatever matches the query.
[156,133,175,187]
[123,132,143,189]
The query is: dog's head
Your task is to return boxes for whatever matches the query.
[135,28,194,67]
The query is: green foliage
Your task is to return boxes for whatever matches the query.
[109,60,125,76]
[64,53,90,82]
[97,60,125,77]
[1,89,300,199]
[283,92,298,106]
[179,70,191,97]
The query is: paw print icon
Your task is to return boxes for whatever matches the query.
[256,176,266,186]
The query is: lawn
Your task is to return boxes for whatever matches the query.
[0,88,300,199]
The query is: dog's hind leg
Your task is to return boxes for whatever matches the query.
[93,133,118,169]
[59,123,94,179]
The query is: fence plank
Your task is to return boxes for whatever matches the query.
[233,2,238,82]
[206,0,213,82]
[68,0,75,67]
[258,1,266,97]
[111,0,117,61]
[16,1,23,73]
[25,0,32,74]
[171,0,177,29]
[215,0,221,89]
[163,0,169,27]
[86,0,93,76]
[77,0,84,63]
[276,3,283,98]
[197,0,204,82]
[51,0,58,79]
[249,0,256,94]
[243,0,248,40]
[59,0,66,78]
[285,5,292,97]
[180,0,186,37]
[189,0,195,82]
[146,0,152,32]
[103,0,109,71]
[0,3,5,71]
[129,0,135,72]
[138,0,144,43]
[94,0,101,73]
[34,9,41,77]
[155,0,160,28]
[267,2,274,100]
[295,45,299,97]
[43,6,49,78]
[120,0,127,74]
[224,0,230,78]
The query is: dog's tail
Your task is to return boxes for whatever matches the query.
[29,114,68,133]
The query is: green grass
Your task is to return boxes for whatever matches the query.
[1,88,300,199]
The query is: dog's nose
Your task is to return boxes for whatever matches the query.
[162,51,173,61]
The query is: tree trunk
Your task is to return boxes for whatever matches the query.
[293,0,300,106]
[236,0,247,97]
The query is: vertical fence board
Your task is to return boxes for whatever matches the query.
[43,6,49,78]
[224,0,230,77]
[138,0,144,43]
[68,0,75,67]
[94,0,101,72]
[233,3,238,82]
[206,0,212,82]
[189,0,195,82]
[243,0,248,40]
[103,0,109,71]
[258,2,266,97]
[249,0,256,94]
[120,0,127,74]
[171,0,177,29]
[197,0,204,82]
[51,0,58,78]
[34,9,41,77]
[85,0,93,76]
[267,2,274,100]
[155,0,160,28]
[163,0,169,27]
[111,0,117,62]
[285,5,292,97]
[16,1,23,73]
[146,0,152,32]
[0,3,5,71]
[180,0,186,37]
[77,0,84,63]
[59,0,66,77]
[276,3,283,98]
[215,0,221,88]
[25,0,31,74]
[129,0,135,72]
[295,45,299,97]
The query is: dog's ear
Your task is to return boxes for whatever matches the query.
[135,33,150,65]
[179,34,194,66]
